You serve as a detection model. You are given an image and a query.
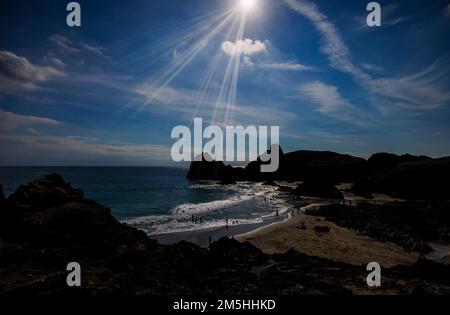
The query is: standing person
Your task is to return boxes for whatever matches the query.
[208,236,212,247]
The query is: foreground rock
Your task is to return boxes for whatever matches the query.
[1,174,450,295]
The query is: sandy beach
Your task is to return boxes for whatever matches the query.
[237,205,420,268]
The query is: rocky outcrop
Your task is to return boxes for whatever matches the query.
[293,180,344,199]
[187,155,244,182]
[188,148,368,183]
[0,184,4,204]
[1,174,450,295]
[370,157,450,200]
[305,202,450,253]
[188,149,450,200]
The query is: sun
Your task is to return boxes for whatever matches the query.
[240,0,257,11]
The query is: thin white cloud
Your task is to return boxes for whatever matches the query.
[298,81,350,114]
[222,39,267,56]
[244,57,315,71]
[367,60,450,109]
[0,51,64,94]
[258,62,315,71]
[134,84,295,125]
[444,4,450,18]
[0,133,172,166]
[353,4,411,30]
[362,63,384,73]
[49,35,109,59]
[285,0,450,110]
[0,108,61,132]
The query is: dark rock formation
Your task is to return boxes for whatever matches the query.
[349,178,373,199]
[370,157,450,200]
[188,149,450,200]
[1,174,450,295]
[293,180,344,199]
[188,148,368,183]
[305,201,450,253]
[368,153,430,174]
[187,154,244,182]
[0,184,4,204]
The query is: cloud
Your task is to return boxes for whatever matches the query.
[221,39,267,56]
[0,133,172,166]
[0,108,61,132]
[286,0,450,110]
[367,60,450,109]
[353,4,411,30]
[444,4,450,18]
[49,35,109,59]
[298,81,351,114]
[244,57,316,72]
[362,63,384,73]
[0,51,63,94]
[134,84,295,125]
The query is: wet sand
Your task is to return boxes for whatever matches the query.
[152,214,287,247]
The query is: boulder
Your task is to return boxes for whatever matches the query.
[293,180,344,199]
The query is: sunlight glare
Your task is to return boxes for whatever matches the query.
[240,0,257,11]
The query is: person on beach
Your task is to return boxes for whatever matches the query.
[208,236,212,247]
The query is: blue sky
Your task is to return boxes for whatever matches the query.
[0,0,449,165]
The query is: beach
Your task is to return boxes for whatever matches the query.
[236,209,419,268]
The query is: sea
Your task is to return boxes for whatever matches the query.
[0,167,292,239]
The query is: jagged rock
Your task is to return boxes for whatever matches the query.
[6,173,84,211]
[305,202,449,254]
[293,180,344,199]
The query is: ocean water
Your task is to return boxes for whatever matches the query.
[0,167,291,236]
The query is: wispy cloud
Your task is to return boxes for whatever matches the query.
[0,108,61,132]
[353,4,411,30]
[443,4,450,18]
[296,80,372,127]
[367,59,450,109]
[49,35,110,59]
[0,133,172,166]
[298,81,350,114]
[134,83,295,126]
[0,51,64,94]
[285,0,450,110]
[362,63,384,73]
[244,57,316,72]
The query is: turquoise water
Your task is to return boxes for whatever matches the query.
[0,167,291,235]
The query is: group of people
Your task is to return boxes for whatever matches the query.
[225,218,240,230]
[191,215,203,224]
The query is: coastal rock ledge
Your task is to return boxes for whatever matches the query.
[1,174,450,295]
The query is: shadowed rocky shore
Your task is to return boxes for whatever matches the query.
[188,148,450,200]
[1,174,450,295]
